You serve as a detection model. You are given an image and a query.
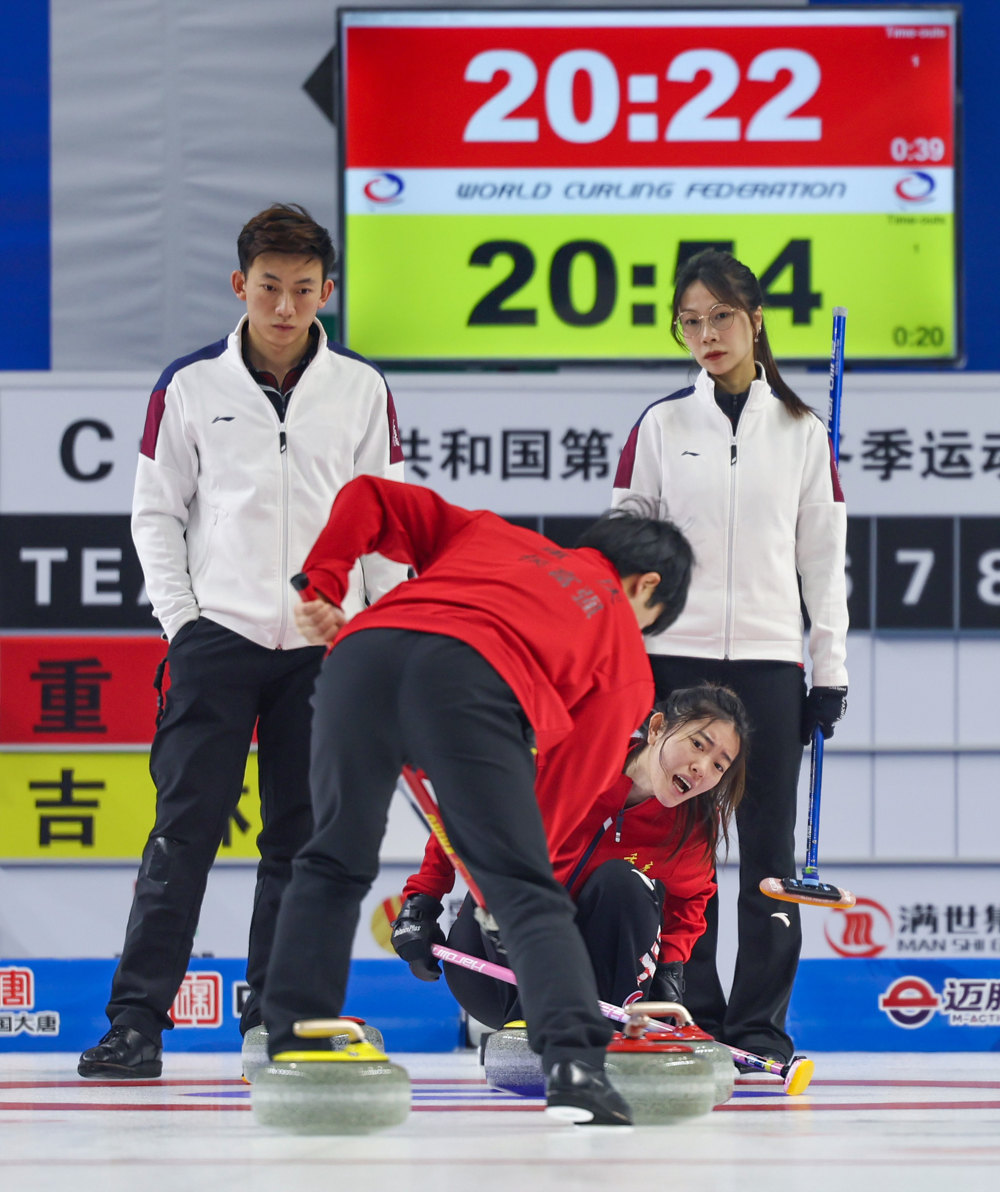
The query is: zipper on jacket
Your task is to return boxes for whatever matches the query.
[563,816,616,892]
[276,420,291,645]
[724,426,739,658]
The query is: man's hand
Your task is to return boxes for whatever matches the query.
[293,597,346,645]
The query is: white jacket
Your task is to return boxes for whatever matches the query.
[132,316,407,647]
[613,368,848,687]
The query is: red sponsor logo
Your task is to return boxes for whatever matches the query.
[824,897,893,958]
[0,966,35,1009]
[169,972,223,1028]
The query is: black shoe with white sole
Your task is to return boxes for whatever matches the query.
[545,1059,633,1126]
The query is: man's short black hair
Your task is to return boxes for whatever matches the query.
[576,499,693,636]
[237,203,337,277]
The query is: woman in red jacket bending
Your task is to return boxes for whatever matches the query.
[393,683,748,1025]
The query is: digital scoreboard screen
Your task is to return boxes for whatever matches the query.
[338,7,959,366]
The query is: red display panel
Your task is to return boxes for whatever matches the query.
[0,636,166,746]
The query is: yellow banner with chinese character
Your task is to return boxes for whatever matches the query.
[0,752,263,862]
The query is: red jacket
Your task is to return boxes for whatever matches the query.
[405,765,715,965]
[561,773,715,963]
[301,476,655,860]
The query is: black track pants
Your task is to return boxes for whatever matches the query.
[649,655,806,1061]
[262,629,613,1073]
[106,618,323,1040]
[445,859,665,1029]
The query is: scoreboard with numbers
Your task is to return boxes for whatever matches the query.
[848,516,1000,633]
[337,6,960,366]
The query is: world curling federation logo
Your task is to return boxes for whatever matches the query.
[363,172,405,204]
[878,976,940,1029]
[894,170,936,204]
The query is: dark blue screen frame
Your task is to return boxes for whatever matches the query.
[0,1,50,369]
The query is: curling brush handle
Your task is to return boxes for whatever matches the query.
[290,572,318,601]
[802,729,824,883]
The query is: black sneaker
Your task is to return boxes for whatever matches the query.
[545,1059,633,1126]
[78,1026,163,1079]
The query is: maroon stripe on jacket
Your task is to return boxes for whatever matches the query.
[139,388,167,459]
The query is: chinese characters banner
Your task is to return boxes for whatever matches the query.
[0,751,263,862]
[0,636,166,745]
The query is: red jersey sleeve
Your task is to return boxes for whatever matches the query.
[658,864,716,964]
[301,476,475,605]
[401,831,458,903]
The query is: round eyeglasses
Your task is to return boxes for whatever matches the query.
[675,304,738,339]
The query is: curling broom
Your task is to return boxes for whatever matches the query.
[759,306,855,911]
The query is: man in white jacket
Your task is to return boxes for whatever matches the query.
[79,204,406,1078]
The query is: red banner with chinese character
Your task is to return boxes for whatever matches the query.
[0,636,166,746]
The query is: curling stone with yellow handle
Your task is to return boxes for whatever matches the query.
[251,1019,409,1133]
[242,1016,385,1084]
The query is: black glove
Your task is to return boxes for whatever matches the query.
[649,961,685,1004]
[390,893,446,982]
[801,685,848,745]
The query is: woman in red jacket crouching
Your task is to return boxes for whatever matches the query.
[394,683,749,1023]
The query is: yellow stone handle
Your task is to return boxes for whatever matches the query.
[292,1018,366,1043]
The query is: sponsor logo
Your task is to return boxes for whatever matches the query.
[0,965,34,1009]
[894,171,936,204]
[363,172,405,204]
[877,974,1000,1029]
[232,981,252,1018]
[0,965,61,1037]
[371,894,404,954]
[825,897,893,958]
[939,978,1000,1026]
[878,975,940,1029]
[169,971,223,1028]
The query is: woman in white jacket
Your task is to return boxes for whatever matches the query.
[612,249,849,1066]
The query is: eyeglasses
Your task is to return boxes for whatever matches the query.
[675,304,738,339]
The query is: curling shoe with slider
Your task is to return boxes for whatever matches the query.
[545,1059,633,1126]
[735,1052,787,1075]
[78,1025,163,1079]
